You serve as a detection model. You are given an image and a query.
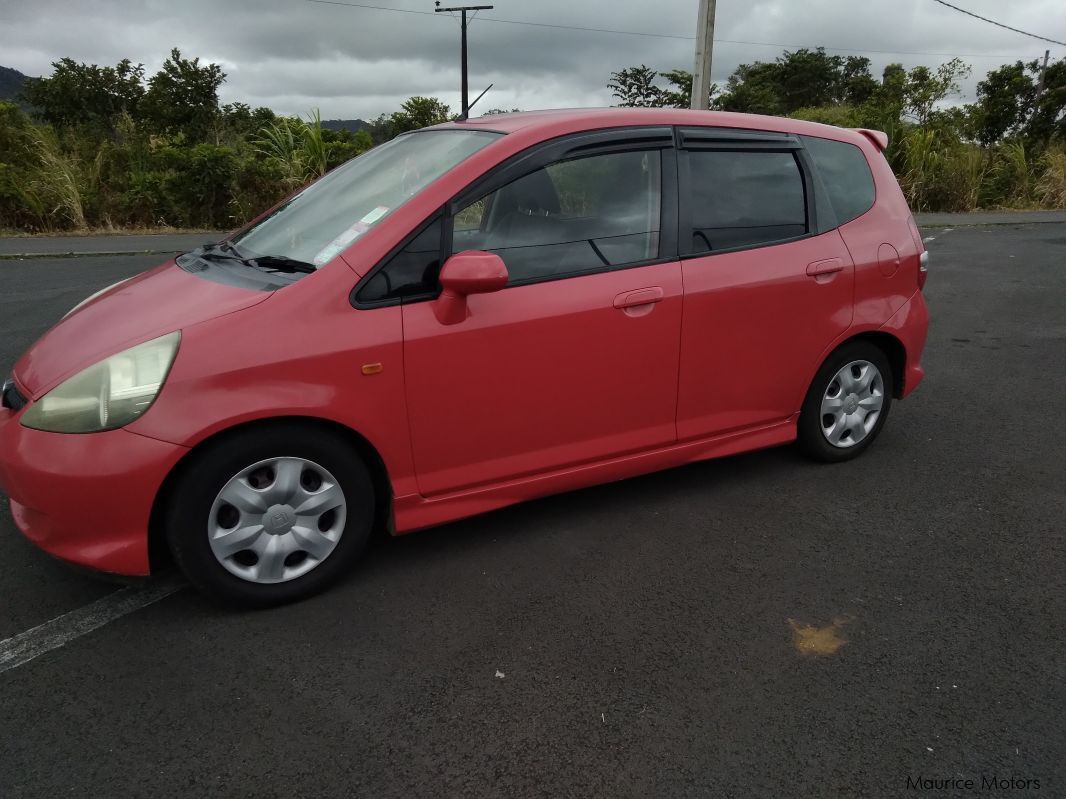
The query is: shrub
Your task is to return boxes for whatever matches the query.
[1036,149,1066,208]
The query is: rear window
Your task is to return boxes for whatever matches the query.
[687,150,807,253]
[801,135,875,225]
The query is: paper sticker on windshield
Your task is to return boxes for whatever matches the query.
[313,222,368,265]
[360,206,390,225]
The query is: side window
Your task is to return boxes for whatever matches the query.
[800,135,875,225]
[356,217,442,304]
[451,149,662,284]
[687,150,806,254]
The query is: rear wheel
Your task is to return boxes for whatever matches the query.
[797,342,893,462]
[165,424,374,606]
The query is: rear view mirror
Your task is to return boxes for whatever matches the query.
[434,251,508,325]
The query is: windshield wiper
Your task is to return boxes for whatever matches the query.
[245,255,317,274]
[192,241,246,262]
[191,242,316,274]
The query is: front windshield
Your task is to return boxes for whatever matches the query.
[231,129,502,267]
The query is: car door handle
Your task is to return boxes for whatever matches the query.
[806,258,845,277]
[614,287,664,309]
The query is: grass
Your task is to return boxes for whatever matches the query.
[0,225,224,239]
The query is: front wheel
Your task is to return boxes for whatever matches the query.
[797,342,893,463]
[164,424,375,607]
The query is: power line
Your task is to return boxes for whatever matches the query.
[930,0,1066,47]
[303,0,1041,59]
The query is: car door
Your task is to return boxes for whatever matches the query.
[392,132,683,496]
[674,127,855,439]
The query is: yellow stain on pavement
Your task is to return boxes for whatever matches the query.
[788,615,853,656]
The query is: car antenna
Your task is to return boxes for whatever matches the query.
[459,83,493,122]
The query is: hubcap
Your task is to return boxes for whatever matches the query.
[208,457,346,584]
[820,360,885,448]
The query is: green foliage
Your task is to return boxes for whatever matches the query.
[1025,59,1066,147]
[718,49,879,115]
[608,65,663,107]
[983,139,1034,207]
[660,70,695,109]
[364,97,452,144]
[392,96,452,133]
[972,61,1033,145]
[1036,148,1066,207]
[139,49,225,141]
[608,66,709,109]
[605,51,1064,213]
[789,105,865,128]
[252,109,370,192]
[25,125,87,228]
[0,101,46,229]
[20,57,145,132]
[0,47,415,233]
[901,59,971,125]
[894,126,983,212]
[5,43,1066,233]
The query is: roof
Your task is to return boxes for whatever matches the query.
[443,107,875,148]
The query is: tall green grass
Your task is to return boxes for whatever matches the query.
[27,128,87,229]
[1036,149,1066,208]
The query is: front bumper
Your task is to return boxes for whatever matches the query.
[0,408,187,576]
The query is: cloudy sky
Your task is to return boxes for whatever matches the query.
[1,0,1062,120]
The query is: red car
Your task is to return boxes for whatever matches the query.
[0,109,928,606]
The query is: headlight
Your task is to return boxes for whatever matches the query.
[20,332,180,433]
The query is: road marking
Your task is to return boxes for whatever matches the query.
[0,576,185,675]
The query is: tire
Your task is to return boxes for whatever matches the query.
[165,423,375,607]
[797,341,894,463]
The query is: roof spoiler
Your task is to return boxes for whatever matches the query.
[852,128,888,151]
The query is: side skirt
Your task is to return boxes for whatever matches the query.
[391,416,798,533]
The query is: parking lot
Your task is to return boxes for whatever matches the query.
[1,223,1063,797]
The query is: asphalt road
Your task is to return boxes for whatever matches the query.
[0,233,220,258]
[1,227,1064,798]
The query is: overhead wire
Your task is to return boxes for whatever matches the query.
[304,0,1047,59]
[929,0,1066,48]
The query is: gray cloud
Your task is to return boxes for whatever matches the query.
[0,0,1061,119]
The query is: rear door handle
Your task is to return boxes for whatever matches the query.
[806,258,845,277]
[614,287,664,309]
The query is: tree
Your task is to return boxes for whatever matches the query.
[140,48,225,141]
[970,57,1065,147]
[718,49,879,115]
[719,60,784,114]
[902,58,970,125]
[389,96,452,135]
[608,65,663,107]
[1027,57,1066,146]
[220,102,278,139]
[973,61,1035,145]
[660,69,694,108]
[20,57,145,131]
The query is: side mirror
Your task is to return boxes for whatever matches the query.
[433,251,508,325]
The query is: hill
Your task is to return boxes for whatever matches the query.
[0,65,29,102]
[321,118,370,133]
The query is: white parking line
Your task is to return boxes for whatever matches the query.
[0,576,185,675]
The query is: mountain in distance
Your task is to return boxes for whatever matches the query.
[0,65,30,103]
[320,118,371,133]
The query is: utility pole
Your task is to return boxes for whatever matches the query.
[690,0,716,110]
[435,2,493,119]
[1034,49,1050,106]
